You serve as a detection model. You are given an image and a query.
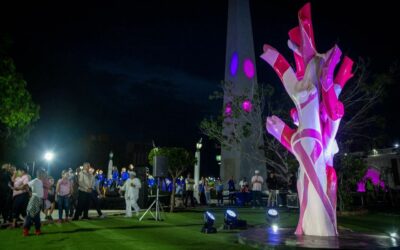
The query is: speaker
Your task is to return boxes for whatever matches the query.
[153,155,168,177]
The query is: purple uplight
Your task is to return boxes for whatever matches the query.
[242,100,252,112]
[225,103,232,116]
[230,52,239,76]
[357,181,366,192]
[357,167,386,192]
[243,58,255,79]
[365,168,380,185]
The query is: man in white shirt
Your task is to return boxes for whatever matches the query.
[251,170,264,208]
[184,173,195,207]
[120,171,141,217]
[23,169,45,236]
[73,162,94,220]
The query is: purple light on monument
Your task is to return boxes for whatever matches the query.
[243,58,255,79]
[242,100,252,112]
[230,52,239,76]
[225,103,232,116]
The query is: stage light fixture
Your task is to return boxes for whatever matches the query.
[224,209,247,230]
[224,209,237,225]
[266,208,279,223]
[266,208,280,234]
[271,224,279,233]
[201,211,217,233]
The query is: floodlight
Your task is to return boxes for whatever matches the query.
[267,208,278,217]
[44,151,54,162]
[271,224,279,233]
[266,208,280,228]
[204,211,215,226]
[224,209,247,230]
[201,211,217,233]
[224,209,237,225]
[390,232,398,238]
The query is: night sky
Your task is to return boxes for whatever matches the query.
[1,0,399,176]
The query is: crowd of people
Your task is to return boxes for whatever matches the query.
[0,162,297,236]
[177,170,297,208]
[0,162,142,236]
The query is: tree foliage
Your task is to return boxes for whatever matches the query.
[0,56,39,148]
[337,155,368,211]
[148,147,195,212]
[200,81,297,182]
[338,59,394,151]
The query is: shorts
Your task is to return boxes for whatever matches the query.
[48,194,55,203]
[43,199,53,209]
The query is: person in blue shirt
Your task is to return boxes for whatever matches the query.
[199,177,207,205]
[228,176,236,205]
[216,178,224,206]
[175,176,184,196]
[120,167,129,186]
[89,167,105,218]
[112,167,119,181]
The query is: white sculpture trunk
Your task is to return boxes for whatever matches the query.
[261,3,354,236]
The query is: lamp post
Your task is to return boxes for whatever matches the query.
[194,138,202,204]
[44,151,54,177]
[107,151,113,180]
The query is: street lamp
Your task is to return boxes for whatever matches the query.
[196,139,203,150]
[44,151,54,176]
[194,138,203,204]
[107,151,114,180]
[216,155,221,165]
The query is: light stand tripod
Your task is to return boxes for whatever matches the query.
[139,177,165,221]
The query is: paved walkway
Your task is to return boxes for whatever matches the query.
[238,227,399,249]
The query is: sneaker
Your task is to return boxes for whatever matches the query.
[23,228,29,237]
[35,229,41,236]
[57,219,63,224]
[98,214,105,219]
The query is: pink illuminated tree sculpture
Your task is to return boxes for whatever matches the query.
[261,3,354,236]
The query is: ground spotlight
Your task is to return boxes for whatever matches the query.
[201,211,217,233]
[224,209,247,230]
[266,208,280,233]
[266,208,279,223]
[271,224,279,233]
[224,209,237,225]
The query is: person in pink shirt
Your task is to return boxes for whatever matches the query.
[56,170,72,223]
[11,166,30,228]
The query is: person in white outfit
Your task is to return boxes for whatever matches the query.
[251,170,264,208]
[120,171,141,217]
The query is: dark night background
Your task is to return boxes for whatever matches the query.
[0,0,399,177]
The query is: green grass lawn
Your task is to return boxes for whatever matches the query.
[1,208,399,250]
